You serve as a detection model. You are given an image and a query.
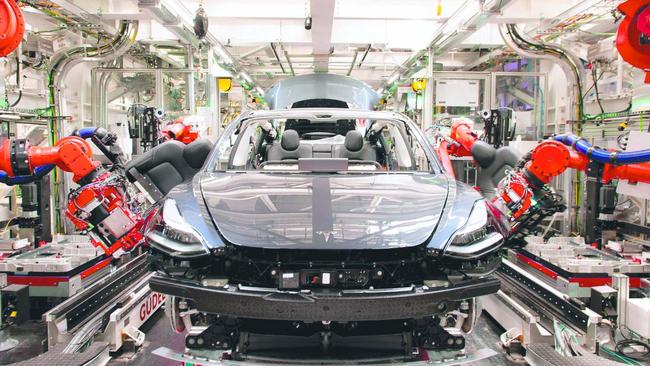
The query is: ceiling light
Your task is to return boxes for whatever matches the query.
[377,88,384,95]
[387,73,400,85]
[255,86,265,95]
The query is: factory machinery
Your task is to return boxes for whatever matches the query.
[0,126,172,362]
[0,3,204,361]
[1,0,650,364]
[430,7,650,362]
[436,105,650,364]
[0,124,202,363]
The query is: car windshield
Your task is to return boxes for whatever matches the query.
[209,113,438,173]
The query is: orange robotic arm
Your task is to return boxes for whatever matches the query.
[523,139,650,187]
[448,120,478,157]
[0,132,142,256]
[0,136,100,183]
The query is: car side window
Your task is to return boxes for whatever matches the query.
[378,123,431,172]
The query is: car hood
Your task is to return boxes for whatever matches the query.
[199,172,449,250]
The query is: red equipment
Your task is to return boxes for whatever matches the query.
[160,118,199,145]
[0,133,144,256]
[438,123,650,234]
[0,0,24,57]
[447,120,477,157]
[616,0,650,83]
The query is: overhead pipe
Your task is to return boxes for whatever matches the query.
[279,43,295,76]
[347,50,358,76]
[269,42,286,74]
[47,19,138,142]
[499,23,586,236]
[46,19,137,234]
[357,44,371,69]
[499,23,584,122]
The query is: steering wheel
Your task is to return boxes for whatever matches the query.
[301,132,337,140]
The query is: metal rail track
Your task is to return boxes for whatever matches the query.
[496,259,599,337]
[44,253,150,346]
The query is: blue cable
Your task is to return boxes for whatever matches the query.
[0,164,56,185]
[76,127,98,139]
[554,134,650,164]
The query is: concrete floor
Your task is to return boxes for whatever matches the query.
[0,320,47,365]
[0,310,514,365]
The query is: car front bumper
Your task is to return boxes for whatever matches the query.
[149,273,500,322]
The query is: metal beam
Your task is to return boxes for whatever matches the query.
[347,50,358,76]
[240,44,270,60]
[357,44,371,69]
[269,43,286,74]
[280,43,296,76]
[310,0,336,72]
[378,0,513,98]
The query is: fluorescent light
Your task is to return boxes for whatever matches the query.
[215,45,234,65]
[255,86,265,95]
[377,88,384,95]
[387,73,400,84]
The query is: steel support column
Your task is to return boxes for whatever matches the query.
[423,48,434,130]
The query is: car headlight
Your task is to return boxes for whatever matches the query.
[156,199,202,244]
[446,200,503,258]
[451,200,488,246]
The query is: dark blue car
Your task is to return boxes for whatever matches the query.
[144,108,505,354]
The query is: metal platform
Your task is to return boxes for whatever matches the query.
[0,235,110,298]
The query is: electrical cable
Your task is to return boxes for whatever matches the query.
[591,66,605,114]
[615,339,650,361]
[9,52,22,107]
[601,346,644,365]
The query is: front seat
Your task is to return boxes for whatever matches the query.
[267,130,312,161]
[335,131,377,161]
[471,141,521,199]
[125,138,212,201]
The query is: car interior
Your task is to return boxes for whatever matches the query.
[223,118,428,172]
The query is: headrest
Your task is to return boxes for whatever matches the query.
[471,141,497,168]
[183,138,213,169]
[281,130,300,151]
[345,130,364,152]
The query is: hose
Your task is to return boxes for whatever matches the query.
[499,24,584,123]
[46,20,137,233]
[9,51,21,107]
[75,127,99,139]
[615,339,650,361]
[554,134,650,164]
[0,164,55,185]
